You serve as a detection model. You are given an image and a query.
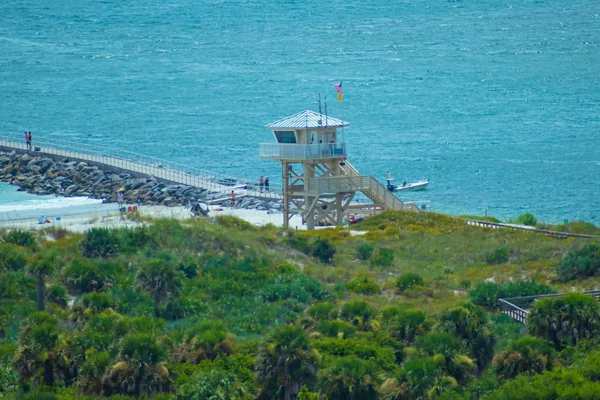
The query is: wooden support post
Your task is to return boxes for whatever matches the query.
[282,161,289,229]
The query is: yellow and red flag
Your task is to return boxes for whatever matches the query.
[334,82,343,102]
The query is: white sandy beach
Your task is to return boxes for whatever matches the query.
[0,204,306,233]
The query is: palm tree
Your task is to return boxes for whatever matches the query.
[102,333,172,397]
[436,302,496,372]
[319,356,379,400]
[416,332,477,384]
[27,250,59,311]
[174,320,235,363]
[527,293,600,349]
[136,259,182,317]
[493,335,557,380]
[13,312,73,388]
[255,324,319,400]
[78,350,111,395]
[427,375,458,398]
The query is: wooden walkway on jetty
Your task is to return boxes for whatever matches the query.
[0,138,282,201]
[499,291,600,323]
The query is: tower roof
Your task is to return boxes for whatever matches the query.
[266,110,350,129]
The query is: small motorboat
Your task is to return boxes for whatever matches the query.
[387,179,429,192]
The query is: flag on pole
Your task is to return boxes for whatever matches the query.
[334,82,343,102]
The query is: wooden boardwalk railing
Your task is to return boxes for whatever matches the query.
[464,219,600,240]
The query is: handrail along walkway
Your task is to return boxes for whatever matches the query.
[0,137,282,200]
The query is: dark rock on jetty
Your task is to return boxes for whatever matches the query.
[0,150,283,212]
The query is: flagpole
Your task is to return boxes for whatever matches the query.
[341,99,344,144]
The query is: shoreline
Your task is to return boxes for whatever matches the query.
[0,203,306,232]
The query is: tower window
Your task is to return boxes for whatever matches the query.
[274,131,297,144]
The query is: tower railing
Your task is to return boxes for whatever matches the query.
[260,142,346,160]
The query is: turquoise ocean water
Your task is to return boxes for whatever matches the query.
[0,182,111,221]
[1,0,598,224]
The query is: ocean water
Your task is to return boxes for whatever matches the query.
[0,182,111,221]
[0,0,598,224]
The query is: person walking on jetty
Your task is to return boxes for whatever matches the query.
[259,176,264,193]
[229,190,236,209]
[25,132,32,150]
[264,177,270,192]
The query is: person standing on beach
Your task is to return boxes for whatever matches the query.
[264,177,270,192]
[259,176,264,193]
[116,189,125,209]
[229,190,236,209]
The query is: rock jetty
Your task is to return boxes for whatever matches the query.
[0,150,283,212]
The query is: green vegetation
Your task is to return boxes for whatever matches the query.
[555,242,600,282]
[469,280,555,309]
[0,211,599,399]
[515,213,538,227]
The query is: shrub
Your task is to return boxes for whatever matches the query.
[345,275,380,295]
[468,280,555,309]
[62,259,106,294]
[82,292,114,313]
[317,320,357,338]
[178,321,236,362]
[215,215,255,231]
[416,332,477,384]
[493,335,557,380]
[0,243,27,271]
[381,306,430,344]
[79,228,121,258]
[318,356,380,400]
[371,247,394,267]
[356,243,374,260]
[284,233,311,253]
[2,230,37,248]
[310,237,336,264]
[516,213,537,226]
[554,221,600,235]
[307,302,336,321]
[396,273,424,292]
[314,336,399,372]
[259,271,329,304]
[164,295,208,321]
[555,243,600,282]
[46,285,68,308]
[22,392,57,400]
[485,247,509,265]
[177,368,252,400]
[340,299,375,328]
[118,226,156,253]
[297,385,320,400]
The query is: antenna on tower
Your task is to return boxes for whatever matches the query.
[316,93,322,126]
[324,96,328,127]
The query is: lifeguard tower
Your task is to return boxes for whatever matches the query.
[260,109,416,229]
